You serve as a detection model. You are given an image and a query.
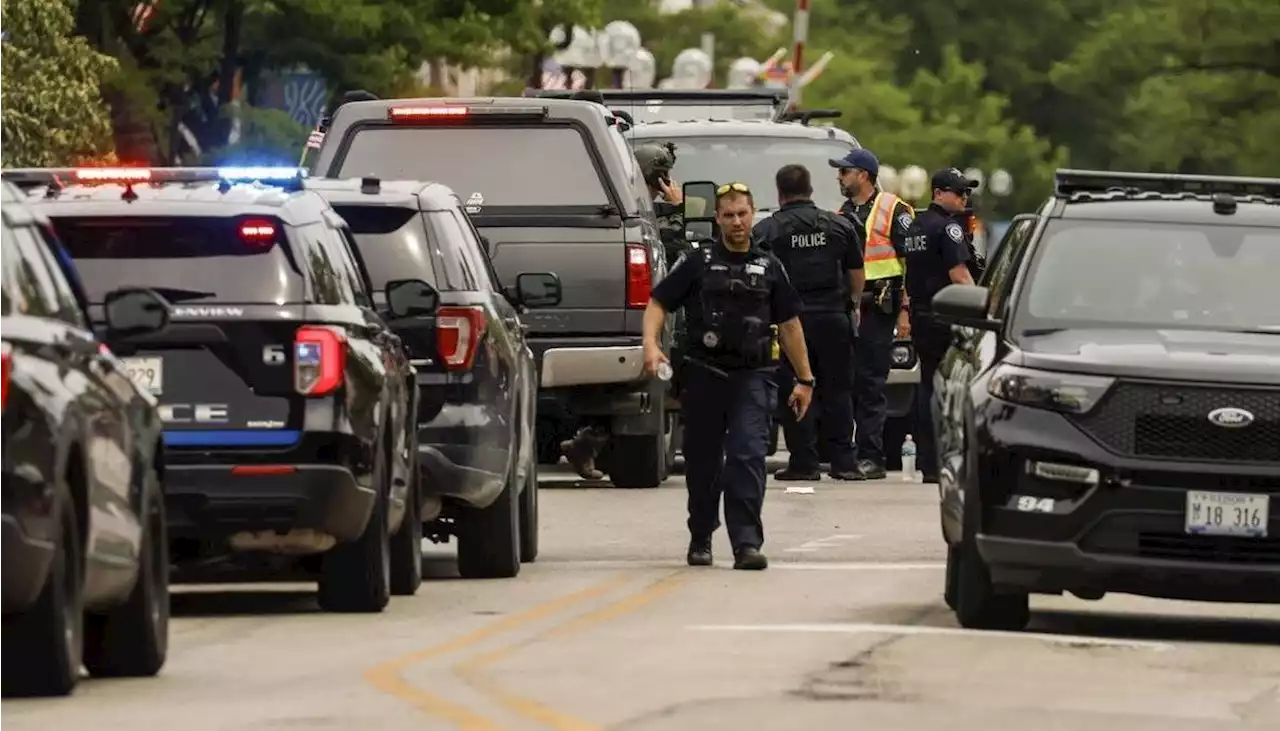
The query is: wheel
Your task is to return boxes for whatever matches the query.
[608,433,665,489]
[953,532,1030,630]
[457,454,521,579]
[2,490,83,697]
[389,467,423,596]
[318,444,391,613]
[518,459,539,563]
[84,463,169,678]
[943,543,960,610]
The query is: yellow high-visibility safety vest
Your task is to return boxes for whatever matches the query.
[862,192,911,281]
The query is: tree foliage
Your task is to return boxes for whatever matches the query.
[1,0,117,166]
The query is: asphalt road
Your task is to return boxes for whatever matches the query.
[4,458,1279,730]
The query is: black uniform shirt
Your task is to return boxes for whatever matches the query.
[752,200,862,312]
[903,203,971,310]
[652,240,802,366]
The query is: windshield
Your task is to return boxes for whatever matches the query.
[609,102,778,124]
[54,216,303,304]
[1016,220,1280,333]
[638,135,854,212]
[334,126,610,208]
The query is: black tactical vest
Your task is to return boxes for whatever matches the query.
[695,245,774,368]
[776,207,839,295]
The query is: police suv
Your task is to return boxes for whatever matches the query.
[4,167,424,612]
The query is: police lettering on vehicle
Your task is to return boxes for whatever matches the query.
[790,231,828,249]
[158,403,230,424]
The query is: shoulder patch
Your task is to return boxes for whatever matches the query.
[945,222,964,242]
[897,212,914,230]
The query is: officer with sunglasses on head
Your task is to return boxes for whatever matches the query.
[902,167,980,483]
[642,182,815,571]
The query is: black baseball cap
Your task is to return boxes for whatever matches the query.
[931,167,980,194]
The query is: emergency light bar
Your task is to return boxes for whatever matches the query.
[386,104,549,122]
[1054,169,1280,199]
[1,166,308,193]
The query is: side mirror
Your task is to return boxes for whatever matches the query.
[933,284,1000,331]
[103,288,170,336]
[479,235,492,256]
[681,180,717,223]
[515,272,562,308]
[385,278,439,318]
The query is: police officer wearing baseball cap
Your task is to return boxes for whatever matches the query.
[902,167,979,482]
[830,148,915,480]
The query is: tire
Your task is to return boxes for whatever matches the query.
[943,543,960,610]
[2,492,83,698]
[953,532,1030,630]
[457,458,521,579]
[518,459,539,563]
[84,463,169,678]
[318,445,391,613]
[608,433,665,489]
[389,468,422,597]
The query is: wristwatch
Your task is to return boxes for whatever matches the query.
[796,377,816,387]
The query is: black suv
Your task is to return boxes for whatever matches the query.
[2,181,171,696]
[306,96,674,488]
[308,177,561,578]
[5,167,423,612]
[931,169,1280,631]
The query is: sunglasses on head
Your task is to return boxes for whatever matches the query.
[716,182,751,196]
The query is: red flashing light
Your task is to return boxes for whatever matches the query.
[388,106,469,122]
[238,218,277,245]
[74,168,152,182]
[625,244,651,309]
[294,326,346,396]
[231,465,297,476]
[437,306,487,371]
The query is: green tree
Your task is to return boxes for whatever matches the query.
[1,0,117,166]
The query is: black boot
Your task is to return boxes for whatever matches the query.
[733,546,768,570]
[774,466,821,481]
[687,537,713,567]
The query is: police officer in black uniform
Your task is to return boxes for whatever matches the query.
[752,164,864,480]
[902,168,979,483]
[642,182,815,571]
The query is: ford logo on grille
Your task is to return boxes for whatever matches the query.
[1207,407,1255,428]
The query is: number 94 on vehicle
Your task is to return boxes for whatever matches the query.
[1185,490,1269,538]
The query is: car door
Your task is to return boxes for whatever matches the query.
[8,218,143,576]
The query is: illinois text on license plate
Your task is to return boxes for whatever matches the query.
[1185,490,1269,538]
[121,356,163,395]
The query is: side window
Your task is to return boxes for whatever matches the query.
[426,210,479,291]
[327,223,373,308]
[31,227,88,327]
[610,127,638,185]
[984,218,1034,316]
[300,223,355,305]
[1,227,29,316]
[9,224,62,318]
[452,209,501,291]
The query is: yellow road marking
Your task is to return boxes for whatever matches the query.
[454,571,689,731]
[364,573,633,730]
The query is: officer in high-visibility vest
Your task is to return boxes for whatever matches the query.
[830,150,914,480]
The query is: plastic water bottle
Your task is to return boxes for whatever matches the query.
[901,435,918,482]
[655,361,674,381]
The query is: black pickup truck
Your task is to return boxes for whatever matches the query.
[306,96,674,488]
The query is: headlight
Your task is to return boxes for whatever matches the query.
[986,365,1115,414]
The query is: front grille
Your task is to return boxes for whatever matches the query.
[1071,382,1280,463]
[1135,533,1280,565]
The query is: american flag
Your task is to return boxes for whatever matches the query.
[132,1,159,32]
[305,130,326,150]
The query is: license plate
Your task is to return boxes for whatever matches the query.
[121,356,163,395]
[1185,490,1269,538]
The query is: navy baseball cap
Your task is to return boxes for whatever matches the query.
[829,149,879,177]
[931,167,980,194]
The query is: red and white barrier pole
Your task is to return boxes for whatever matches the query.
[789,0,810,109]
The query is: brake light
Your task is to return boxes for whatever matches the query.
[1,343,11,413]
[626,244,651,309]
[437,306,487,371]
[388,106,469,121]
[231,465,297,476]
[74,168,153,182]
[294,327,346,396]
[238,218,277,245]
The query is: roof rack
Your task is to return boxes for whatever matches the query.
[530,88,788,104]
[1054,169,1280,199]
[777,109,843,125]
[1,166,309,199]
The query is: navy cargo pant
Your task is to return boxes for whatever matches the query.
[778,310,856,473]
[681,363,777,552]
[853,301,897,467]
[910,311,950,479]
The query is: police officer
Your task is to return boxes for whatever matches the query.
[642,182,814,571]
[902,168,979,483]
[830,149,914,480]
[561,141,686,479]
[752,164,864,480]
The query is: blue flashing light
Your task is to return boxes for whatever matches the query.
[217,166,307,182]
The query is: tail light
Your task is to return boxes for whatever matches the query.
[294,326,346,396]
[437,306,487,371]
[626,244,651,309]
[1,342,11,413]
